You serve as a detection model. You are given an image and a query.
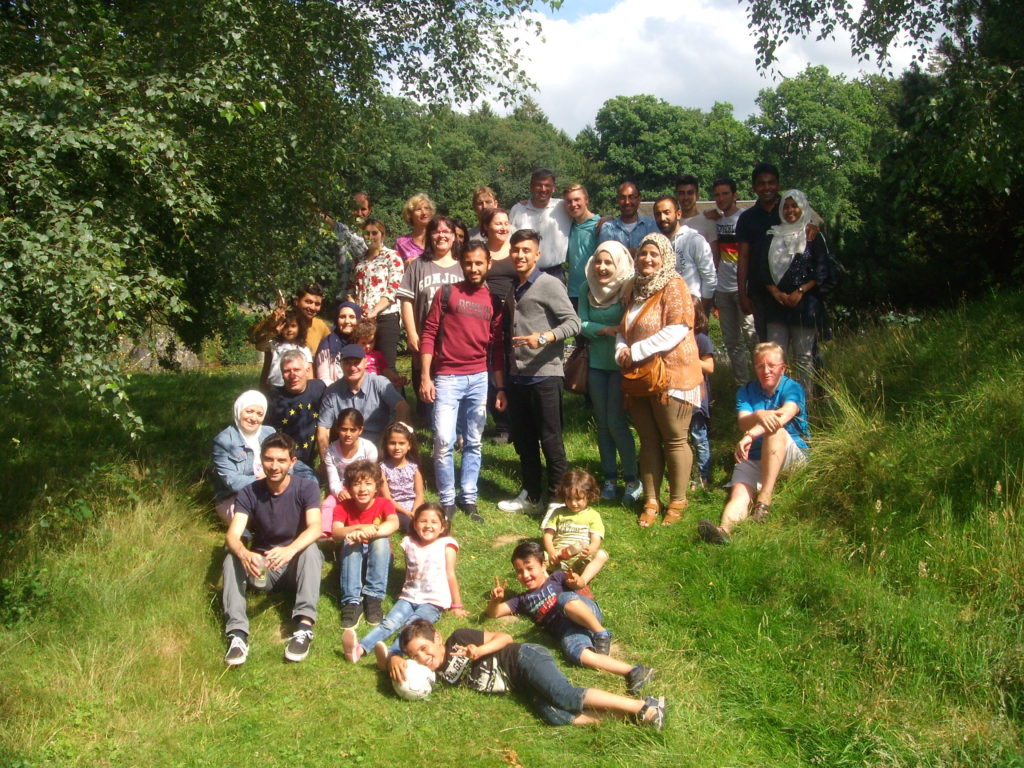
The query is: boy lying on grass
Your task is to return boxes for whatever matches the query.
[386,618,666,728]
[486,540,655,696]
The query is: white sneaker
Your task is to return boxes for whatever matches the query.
[224,634,249,666]
[623,480,643,504]
[498,489,542,515]
[600,480,617,500]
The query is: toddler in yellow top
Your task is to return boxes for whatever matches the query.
[541,469,609,587]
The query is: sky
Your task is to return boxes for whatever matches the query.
[504,0,918,137]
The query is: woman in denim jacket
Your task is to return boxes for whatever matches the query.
[211,390,276,524]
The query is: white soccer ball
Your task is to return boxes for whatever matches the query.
[393,659,436,701]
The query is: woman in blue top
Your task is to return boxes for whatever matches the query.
[211,390,276,524]
[748,189,829,395]
[579,241,641,504]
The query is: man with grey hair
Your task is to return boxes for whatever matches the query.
[267,348,326,480]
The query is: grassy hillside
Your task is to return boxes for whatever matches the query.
[1,293,1022,767]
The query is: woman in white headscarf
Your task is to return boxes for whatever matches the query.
[211,390,276,524]
[749,189,829,393]
[579,241,641,504]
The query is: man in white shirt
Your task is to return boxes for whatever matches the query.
[674,175,719,252]
[652,196,716,312]
[509,169,571,280]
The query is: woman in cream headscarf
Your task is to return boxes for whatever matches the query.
[749,189,829,393]
[579,241,641,504]
[211,390,276,524]
[615,233,703,527]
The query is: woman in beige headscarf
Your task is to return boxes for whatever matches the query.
[579,241,641,504]
[615,233,702,527]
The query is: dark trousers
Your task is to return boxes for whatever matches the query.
[375,312,401,369]
[507,376,567,502]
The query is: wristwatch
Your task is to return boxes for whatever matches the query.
[537,333,549,346]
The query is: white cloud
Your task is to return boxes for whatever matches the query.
[503,0,917,136]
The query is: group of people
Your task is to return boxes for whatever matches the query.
[207,162,826,727]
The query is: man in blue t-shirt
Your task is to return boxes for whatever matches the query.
[698,342,809,544]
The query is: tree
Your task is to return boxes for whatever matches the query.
[343,96,585,233]
[577,95,757,207]
[0,0,552,431]
[743,0,1024,306]
[743,0,1022,198]
[747,66,899,246]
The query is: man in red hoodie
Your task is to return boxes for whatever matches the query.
[419,240,507,523]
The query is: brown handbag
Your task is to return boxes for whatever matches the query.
[620,295,668,398]
[563,340,589,395]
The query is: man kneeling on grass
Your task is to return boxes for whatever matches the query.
[222,432,324,665]
[698,342,809,544]
[388,619,666,728]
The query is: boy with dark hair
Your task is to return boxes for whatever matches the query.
[221,432,324,666]
[391,619,666,729]
[485,540,655,696]
[332,459,399,629]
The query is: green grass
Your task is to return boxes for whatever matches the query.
[1,294,1023,766]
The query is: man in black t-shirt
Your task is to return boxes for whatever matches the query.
[267,349,325,479]
[736,162,782,340]
[222,433,324,666]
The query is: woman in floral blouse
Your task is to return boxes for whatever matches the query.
[350,217,405,369]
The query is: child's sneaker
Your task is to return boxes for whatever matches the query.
[592,630,612,655]
[342,628,363,663]
[341,602,362,629]
[600,480,617,500]
[623,480,643,504]
[224,634,249,666]
[626,664,656,696]
[284,626,314,662]
[363,596,384,626]
[639,695,667,731]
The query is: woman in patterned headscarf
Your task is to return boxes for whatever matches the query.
[748,189,829,394]
[615,232,703,528]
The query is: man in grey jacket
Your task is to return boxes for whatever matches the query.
[497,229,581,516]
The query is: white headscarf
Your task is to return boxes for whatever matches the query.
[233,390,268,476]
[767,189,812,284]
[585,241,633,309]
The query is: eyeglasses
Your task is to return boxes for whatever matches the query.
[754,362,785,372]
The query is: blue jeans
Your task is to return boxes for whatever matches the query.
[339,537,390,604]
[432,372,488,505]
[690,412,711,483]
[587,367,638,483]
[358,599,442,654]
[517,643,586,726]
[545,591,604,665]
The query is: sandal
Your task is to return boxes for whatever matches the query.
[750,501,770,523]
[662,500,688,526]
[638,500,660,528]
